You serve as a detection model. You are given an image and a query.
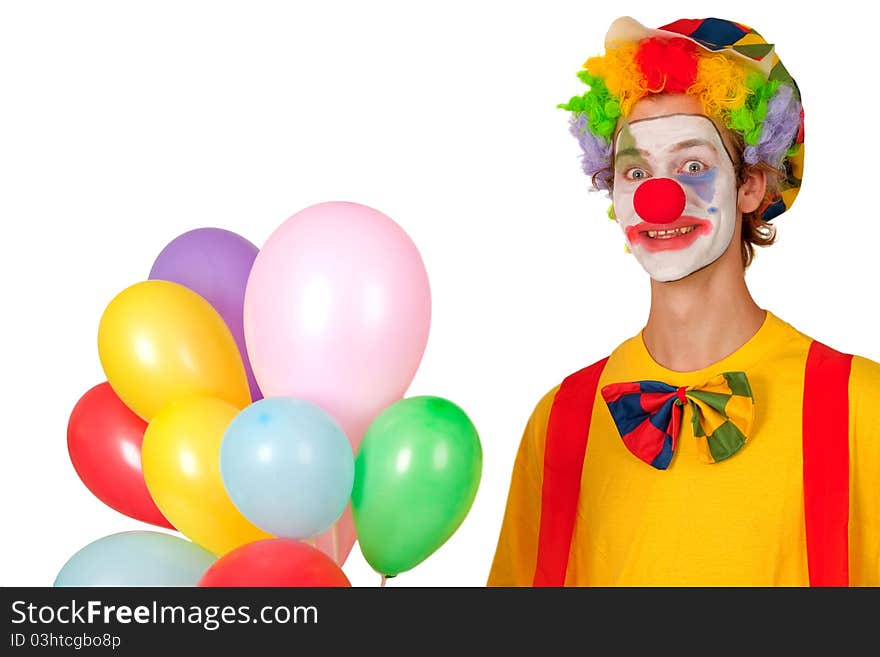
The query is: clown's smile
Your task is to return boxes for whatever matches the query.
[647,226,694,238]
[612,113,738,282]
[625,215,713,252]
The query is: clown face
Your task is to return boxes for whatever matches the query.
[612,113,739,282]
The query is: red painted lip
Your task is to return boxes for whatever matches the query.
[625,215,713,252]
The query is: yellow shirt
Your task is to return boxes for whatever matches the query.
[488,310,880,586]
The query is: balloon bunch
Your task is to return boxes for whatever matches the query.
[59,201,482,587]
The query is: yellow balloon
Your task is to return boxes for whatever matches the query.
[98,280,251,421]
[142,396,272,555]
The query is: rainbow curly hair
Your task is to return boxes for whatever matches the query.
[558,17,804,222]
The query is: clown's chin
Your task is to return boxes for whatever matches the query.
[635,245,720,283]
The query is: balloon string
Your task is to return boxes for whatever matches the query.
[332,524,339,563]
[380,575,386,588]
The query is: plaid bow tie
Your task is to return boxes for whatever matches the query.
[600,372,755,470]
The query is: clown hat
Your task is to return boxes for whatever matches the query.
[605,16,792,86]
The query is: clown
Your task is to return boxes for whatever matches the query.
[488,17,880,586]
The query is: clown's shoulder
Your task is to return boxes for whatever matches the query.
[525,330,638,428]
[767,315,880,459]
[522,349,618,457]
[783,314,880,407]
[849,353,880,415]
[518,381,562,465]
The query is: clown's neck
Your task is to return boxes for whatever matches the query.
[641,247,764,373]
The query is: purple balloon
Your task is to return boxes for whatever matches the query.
[149,228,262,401]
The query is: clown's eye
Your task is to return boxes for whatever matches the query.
[682,160,706,174]
[625,167,649,181]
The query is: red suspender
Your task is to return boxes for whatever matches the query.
[533,340,852,587]
[802,340,852,586]
[533,357,609,586]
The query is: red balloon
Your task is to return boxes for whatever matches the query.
[67,382,173,529]
[199,539,351,587]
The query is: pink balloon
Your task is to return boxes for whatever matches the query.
[244,202,431,449]
[308,504,357,566]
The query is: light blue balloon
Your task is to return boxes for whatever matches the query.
[220,397,354,539]
[54,531,216,587]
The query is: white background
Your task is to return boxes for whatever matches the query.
[2,1,877,587]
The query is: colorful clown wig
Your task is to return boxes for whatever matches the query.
[559,17,804,222]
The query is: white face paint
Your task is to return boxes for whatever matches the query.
[612,114,739,282]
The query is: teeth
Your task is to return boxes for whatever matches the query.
[646,225,696,239]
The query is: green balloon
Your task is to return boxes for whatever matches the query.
[352,396,482,577]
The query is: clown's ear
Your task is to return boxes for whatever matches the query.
[607,203,617,221]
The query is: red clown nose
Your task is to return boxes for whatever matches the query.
[633,178,686,224]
